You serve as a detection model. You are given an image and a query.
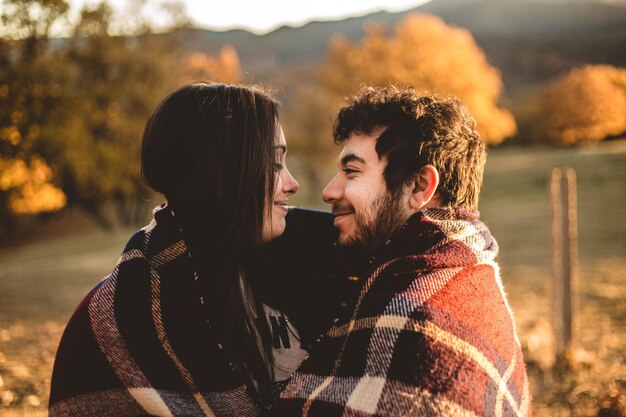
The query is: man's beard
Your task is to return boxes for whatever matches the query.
[338,188,409,258]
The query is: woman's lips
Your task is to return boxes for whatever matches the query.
[274,201,288,212]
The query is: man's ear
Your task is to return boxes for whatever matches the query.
[408,164,440,211]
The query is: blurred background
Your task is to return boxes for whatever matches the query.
[0,0,625,415]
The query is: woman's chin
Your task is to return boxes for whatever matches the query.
[271,217,287,239]
[261,215,287,242]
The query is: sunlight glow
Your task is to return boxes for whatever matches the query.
[66,0,431,34]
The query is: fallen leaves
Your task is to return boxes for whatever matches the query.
[0,320,64,413]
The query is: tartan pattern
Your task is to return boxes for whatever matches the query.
[278,208,532,417]
[49,205,259,417]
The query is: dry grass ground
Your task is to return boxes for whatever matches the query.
[0,227,133,416]
[0,141,625,416]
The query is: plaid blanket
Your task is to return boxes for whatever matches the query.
[49,205,261,417]
[278,208,532,417]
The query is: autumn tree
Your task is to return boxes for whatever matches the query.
[46,2,243,228]
[43,2,181,228]
[179,46,242,85]
[321,14,516,144]
[283,86,340,202]
[0,0,69,236]
[0,0,245,238]
[539,65,626,145]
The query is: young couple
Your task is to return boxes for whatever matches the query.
[49,83,531,417]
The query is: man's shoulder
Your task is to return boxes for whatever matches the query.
[369,259,499,300]
[357,261,507,337]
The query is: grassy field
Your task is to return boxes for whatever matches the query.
[0,141,625,416]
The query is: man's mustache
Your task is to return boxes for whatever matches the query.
[331,203,355,216]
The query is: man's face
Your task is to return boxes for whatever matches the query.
[322,128,410,254]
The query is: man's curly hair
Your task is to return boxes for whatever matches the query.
[333,86,487,211]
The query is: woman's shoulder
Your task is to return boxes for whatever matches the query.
[121,224,151,254]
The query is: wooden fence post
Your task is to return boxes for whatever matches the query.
[550,167,579,363]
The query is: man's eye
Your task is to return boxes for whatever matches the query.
[343,168,358,175]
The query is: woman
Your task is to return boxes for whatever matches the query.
[49,83,308,416]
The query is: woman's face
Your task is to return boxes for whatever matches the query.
[261,127,299,242]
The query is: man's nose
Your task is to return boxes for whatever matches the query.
[322,174,343,204]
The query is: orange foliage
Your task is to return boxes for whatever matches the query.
[180,46,242,85]
[540,65,626,145]
[322,14,515,144]
[0,156,66,215]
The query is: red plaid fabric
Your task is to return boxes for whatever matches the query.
[49,205,260,417]
[278,208,532,417]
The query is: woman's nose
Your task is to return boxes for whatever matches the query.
[283,167,299,195]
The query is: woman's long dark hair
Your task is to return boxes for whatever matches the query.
[141,83,278,401]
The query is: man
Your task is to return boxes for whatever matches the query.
[278,86,531,417]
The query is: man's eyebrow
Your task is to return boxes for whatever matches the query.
[340,154,366,165]
[273,145,287,154]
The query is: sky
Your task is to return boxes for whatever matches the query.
[66,0,432,34]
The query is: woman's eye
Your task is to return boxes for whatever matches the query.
[274,163,283,172]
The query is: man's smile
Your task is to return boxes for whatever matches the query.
[332,207,355,225]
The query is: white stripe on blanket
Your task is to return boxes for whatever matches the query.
[88,267,165,414]
[346,376,386,414]
[129,388,174,417]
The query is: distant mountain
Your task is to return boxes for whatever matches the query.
[179,0,626,92]
[418,0,626,36]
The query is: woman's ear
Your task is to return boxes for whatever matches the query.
[408,164,440,211]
